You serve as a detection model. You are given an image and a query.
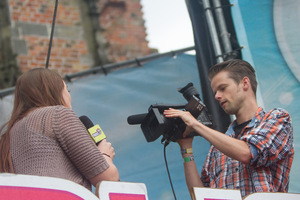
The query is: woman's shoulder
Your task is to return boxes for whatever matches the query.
[50,106,79,123]
[30,105,72,116]
[12,106,72,136]
[25,106,76,124]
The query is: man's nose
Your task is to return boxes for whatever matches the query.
[214,91,221,100]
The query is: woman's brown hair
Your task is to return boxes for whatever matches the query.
[0,68,66,172]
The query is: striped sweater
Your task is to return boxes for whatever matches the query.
[10,106,109,190]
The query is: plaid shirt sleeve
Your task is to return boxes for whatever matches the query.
[242,108,294,167]
[200,146,214,187]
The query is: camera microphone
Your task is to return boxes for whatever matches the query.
[127,113,148,125]
[79,115,106,145]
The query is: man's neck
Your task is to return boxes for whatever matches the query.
[236,100,258,125]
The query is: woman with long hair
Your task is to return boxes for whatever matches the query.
[0,68,119,190]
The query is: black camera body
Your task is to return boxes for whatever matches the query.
[128,83,213,143]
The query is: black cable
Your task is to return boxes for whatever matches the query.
[45,0,59,69]
[163,141,177,200]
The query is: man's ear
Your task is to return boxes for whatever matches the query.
[241,76,251,91]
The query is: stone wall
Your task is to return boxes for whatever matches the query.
[0,0,20,89]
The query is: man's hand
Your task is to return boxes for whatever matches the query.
[164,108,199,137]
[177,137,193,149]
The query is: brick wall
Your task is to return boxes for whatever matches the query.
[98,0,151,61]
[4,0,151,77]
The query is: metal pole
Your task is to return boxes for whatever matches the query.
[212,0,233,58]
[202,0,223,63]
[45,0,59,69]
[64,46,195,81]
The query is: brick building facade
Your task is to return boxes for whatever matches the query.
[0,0,152,89]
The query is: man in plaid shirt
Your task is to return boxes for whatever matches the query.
[164,59,294,198]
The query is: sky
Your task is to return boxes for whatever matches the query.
[140,0,195,53]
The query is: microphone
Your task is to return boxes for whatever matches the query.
[79,115,106,145]
[127,113,147,125]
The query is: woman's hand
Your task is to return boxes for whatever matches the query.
[97,139,115,160]
[91,139,120,186]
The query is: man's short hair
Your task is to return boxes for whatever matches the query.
[208,59,257,95]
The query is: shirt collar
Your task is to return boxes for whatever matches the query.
[226,107,264,136]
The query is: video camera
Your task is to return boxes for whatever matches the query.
[127,83,213,143]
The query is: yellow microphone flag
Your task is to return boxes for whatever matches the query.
[88,124,106,144]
